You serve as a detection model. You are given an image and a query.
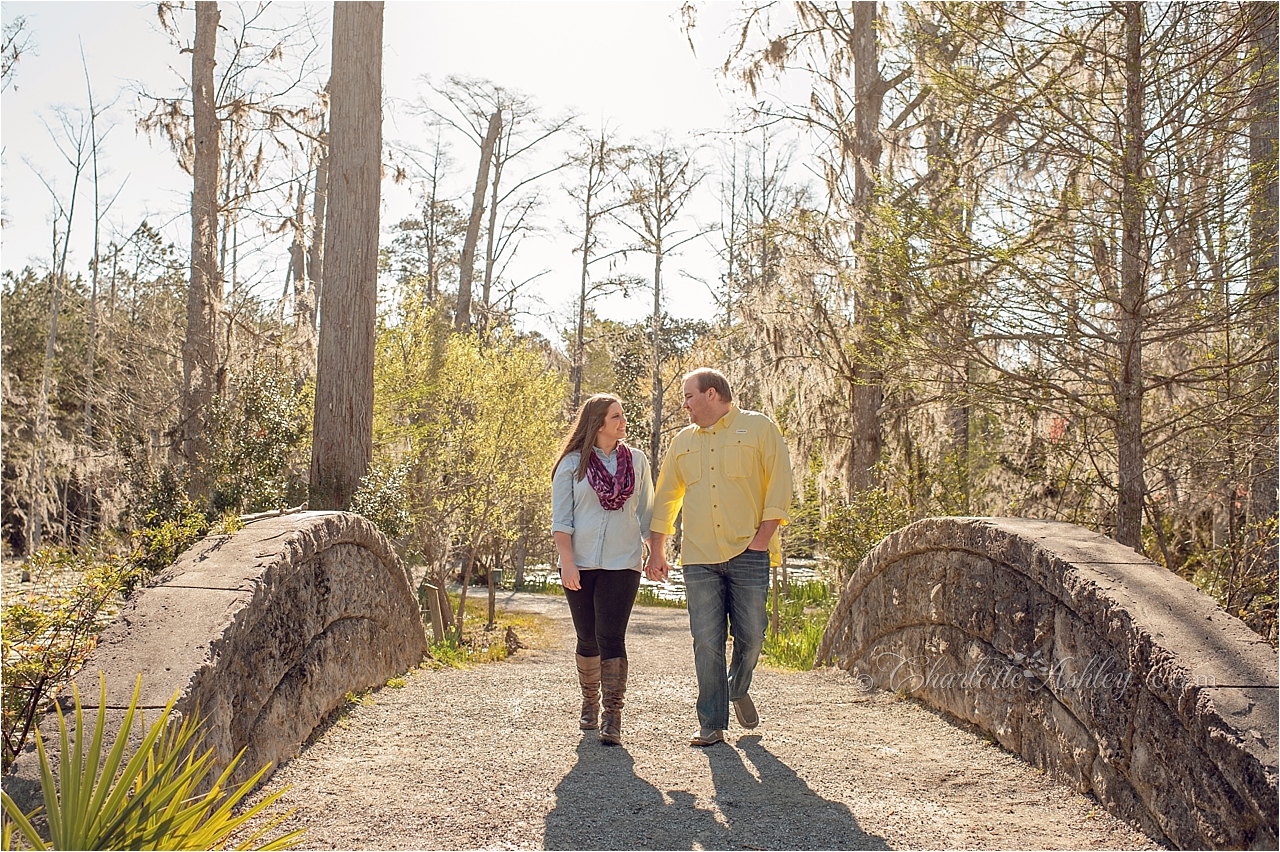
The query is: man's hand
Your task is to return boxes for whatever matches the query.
[645,533,670,582]
[747,519,781,552]
[644,550,669,583]
[561,560,582,591]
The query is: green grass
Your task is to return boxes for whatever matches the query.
[422,592,553,668]
[636,585,686,609]
[762,579,836,671]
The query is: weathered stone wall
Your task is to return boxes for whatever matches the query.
[4,511,427,809]
[817,517,1278,850]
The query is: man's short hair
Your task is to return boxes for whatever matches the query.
[685,367,733,403]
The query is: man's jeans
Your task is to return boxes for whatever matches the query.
[683,548,770,731]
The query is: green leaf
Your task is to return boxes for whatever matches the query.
[1,675,302,850]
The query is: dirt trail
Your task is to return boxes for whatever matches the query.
[246,592,1159,850]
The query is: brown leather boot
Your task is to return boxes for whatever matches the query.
[576,654,601,730]
[599,657,628,745]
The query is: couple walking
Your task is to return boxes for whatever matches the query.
[551,367,792,747]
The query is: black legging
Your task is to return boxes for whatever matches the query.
[563,568,641,660]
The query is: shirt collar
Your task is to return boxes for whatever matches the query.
[696,403,739,434]
[593,444,619,461]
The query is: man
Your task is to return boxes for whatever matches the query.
[646,368,792,747]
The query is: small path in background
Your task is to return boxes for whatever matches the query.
[247,592,1159,850]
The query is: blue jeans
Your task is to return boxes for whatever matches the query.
[683,548,770,731]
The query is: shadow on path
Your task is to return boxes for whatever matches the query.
[544,734,891,850]
[701,735,891,850]
[544,736,722,849]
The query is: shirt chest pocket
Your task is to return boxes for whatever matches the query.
[676,447,703,485]
[724,443,757,478]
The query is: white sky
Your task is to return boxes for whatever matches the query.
[1,1,799,341]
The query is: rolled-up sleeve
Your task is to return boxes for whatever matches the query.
[761,423,792,525]
[551,459,576,535]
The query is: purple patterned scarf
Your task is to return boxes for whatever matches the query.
[585,443,635,510]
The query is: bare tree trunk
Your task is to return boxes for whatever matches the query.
[848,0,885,493]
[31,118,88,549]
[182,0,221,500]
[309,0,383,511]
[481,134,503,329]
[456,110,501,333]
[574,232,589,408]
[573,152,598,410]
[723,142,739,328]
[307,125,328,337]
[288,175,308,327]
[1248,2,1278,561]
[650,245,664,472]
[81,58,103,548]
[513,509,528,589]
[947,389,970,514]
[570,128,620,409]
[426,129,444,302]
[31,235,64,552]
[1115,2,1147,549]
[455,539,479,642]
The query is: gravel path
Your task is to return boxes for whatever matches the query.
[247,592,1159,850]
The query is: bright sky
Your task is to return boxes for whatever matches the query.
[1,1,784,340]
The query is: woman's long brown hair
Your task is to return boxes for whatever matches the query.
[554,394,624,481]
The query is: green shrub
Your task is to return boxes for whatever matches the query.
[119,363,309,527]
[2,511,229,769]
[347,462,412,542]
[121,460,191,529]
[129,508,212,580]
[817,488,909,584]
[0,676,301,850]
[205,365,311,517]
[1,550,138,770]
[1176,516,1278,645]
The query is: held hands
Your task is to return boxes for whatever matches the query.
[560,559,582,591]
[644,549,670,583]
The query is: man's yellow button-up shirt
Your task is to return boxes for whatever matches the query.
[651,404,793,566]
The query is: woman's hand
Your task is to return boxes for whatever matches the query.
[560,560,582,591]
[644,550,669,583]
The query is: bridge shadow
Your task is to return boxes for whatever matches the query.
[544,734,891,850]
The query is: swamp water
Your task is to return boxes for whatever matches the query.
[511,557,825,604]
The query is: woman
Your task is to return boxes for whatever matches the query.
[551,394,654,745]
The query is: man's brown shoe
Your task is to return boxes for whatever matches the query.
[732,694,759,729]
[690,728,725,747]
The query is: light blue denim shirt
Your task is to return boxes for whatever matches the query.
[551,445,654,571]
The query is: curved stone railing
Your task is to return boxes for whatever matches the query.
[5,511,427,808]
[816,516,1278,850]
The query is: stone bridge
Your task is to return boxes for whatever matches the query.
[5,513,1276,850]
[817,516,1278,850]
[6,511,427,807]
